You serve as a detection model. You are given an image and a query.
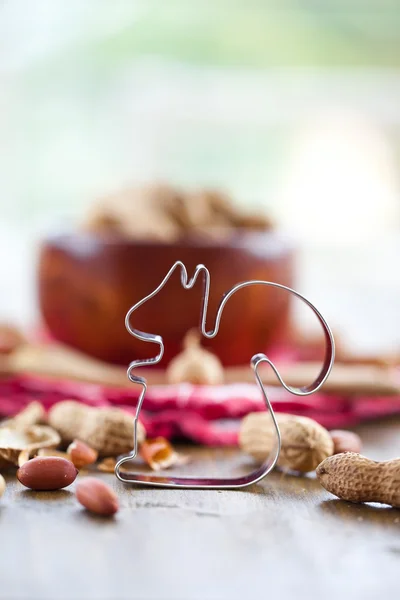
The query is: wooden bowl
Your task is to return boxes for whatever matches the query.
[38,231,294,366]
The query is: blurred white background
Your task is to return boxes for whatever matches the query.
[0,0,399,351]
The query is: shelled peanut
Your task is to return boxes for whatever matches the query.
[76,478,119,516]
[17,456,78,491]
[67,440,98,469]
[330,429,362,455]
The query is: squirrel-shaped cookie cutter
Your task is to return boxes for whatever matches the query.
[115,261,335,489]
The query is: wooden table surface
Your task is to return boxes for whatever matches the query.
[1,417,399,600]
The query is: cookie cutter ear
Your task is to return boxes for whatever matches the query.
[115,261,335,489]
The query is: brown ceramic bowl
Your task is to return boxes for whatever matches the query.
[38,231,294,366]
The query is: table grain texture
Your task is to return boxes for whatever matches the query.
[1,418,399,600]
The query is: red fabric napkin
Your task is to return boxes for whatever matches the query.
[1,374,399,445]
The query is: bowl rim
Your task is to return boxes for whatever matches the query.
[42,228,294,254]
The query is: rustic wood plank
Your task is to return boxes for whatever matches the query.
[1,418,399,600]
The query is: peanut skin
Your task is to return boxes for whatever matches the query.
[67,440,98,469]
[76,478,119,516]
[316,453,400,508]
[330,429,362,454]
[17,457,78,491]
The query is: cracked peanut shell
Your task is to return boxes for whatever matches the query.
[0,425,61,468]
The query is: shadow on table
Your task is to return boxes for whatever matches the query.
[19,489,74,502]
[318,498,400,528]
[73,507,119,524]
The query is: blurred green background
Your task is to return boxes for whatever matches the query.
[1,0,400,242]
[1,0,400,346]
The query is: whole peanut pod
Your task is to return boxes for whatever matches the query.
[317,453,400,508]
[49,401,145,456]
[239,412,334,473]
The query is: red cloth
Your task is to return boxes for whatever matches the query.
[1,374,400,445]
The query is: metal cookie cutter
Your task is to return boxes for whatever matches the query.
[115,261,335,489]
